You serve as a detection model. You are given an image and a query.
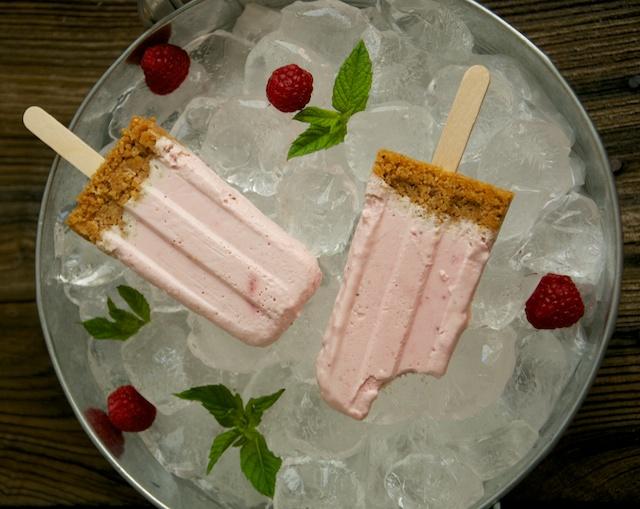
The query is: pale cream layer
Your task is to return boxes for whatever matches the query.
[100,137,322,346]
[316,176,493,419]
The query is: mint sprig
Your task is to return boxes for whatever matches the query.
[287,39,372,159]
[82,285,150,340]
[176,384,285,498]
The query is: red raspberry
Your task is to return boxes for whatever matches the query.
[525,273,585,329]
[107,385,157,432]
[140,43,190,95]
[84,408,124,457]
[266,64,313,112]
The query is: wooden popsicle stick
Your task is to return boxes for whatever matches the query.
[23,106,103,178]
[432,65,491,172]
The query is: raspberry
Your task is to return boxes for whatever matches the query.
[140,43,190,95]
[266,64,313,112]
[107,385,157,432]
[525,273,585,329]
[84,408,124,457]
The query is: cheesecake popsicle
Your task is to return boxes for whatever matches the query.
[24,108,322,346]
[316,66,513,419]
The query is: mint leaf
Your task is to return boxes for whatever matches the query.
[208,428,241,474]
[82,286,150,340]
[246,388,285,426]
[332,40,372,114]
[107,298,145,332]
[117,285,150,322]
[240,432,282,498]
[288,123,345,160]
[293,107,340,127]
[286,40,371,159]
[179,383,285,498]
[82,317,130,340]
[175,385,243,428]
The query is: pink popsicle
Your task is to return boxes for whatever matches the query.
[66,117,321,346]
[316,66,513,419]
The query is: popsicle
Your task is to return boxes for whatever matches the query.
[24,108,322,346]
[316,66,513,419]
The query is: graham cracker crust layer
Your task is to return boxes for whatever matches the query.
[373,150,513,232]
[67,117,167,243]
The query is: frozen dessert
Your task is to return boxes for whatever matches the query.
[67,117,322,346]
[316,150,513,419]
[316,64,513,419]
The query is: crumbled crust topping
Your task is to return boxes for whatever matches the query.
[66,117,168,243]
[373,149,513,232]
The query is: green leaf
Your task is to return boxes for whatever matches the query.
[82,286,150,341]
[82,317,131,340]
[293,107,340,127]
[332,40,372,115]
[175,385,244,428]
[287,123,346,160]
[117,285,150,322]
[208,428,241,474]
[240,433,282,498]
[107,298,145,332]
[233,436,248,448]
[246,388,285,426]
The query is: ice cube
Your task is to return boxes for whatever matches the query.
[195,446,268,508]
[471,241,542,330]
[514,191,605,284]
[186,30,253,97]
[237,0,291,7]
[477,119,574,197]
[502,330,568,430]
[362,6,394,31]
[243,356,293,402]
[244,30,336,108]
[276,148,362,256]
[122,311,209,414]
[274,457,365,509]
[361,26,434,106]
[87,339,129,396]
[422,401,539,481]
[366,373,432,425]
[526,84,576,146]
[421,326,517,420]
[200,97,304,196]
[55,223,125,305]
[457,419,538,480]
[140,402,220,479]
[569,154,586,188]
[233,3,282,43]
[187,313,275,374]
[262,380,366,459]
[345,101,435,181]
[170,96,224,154]
[272,279,340,379]
[108,62,208,140]
[471,54,533,105]
[384,450,484,509]
[318,250,348,282]
[386,0,474,60]
[429,64,527,164]
[280,0,369,67]
[497,186,552,242]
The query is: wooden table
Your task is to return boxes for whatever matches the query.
[1,0,638,506]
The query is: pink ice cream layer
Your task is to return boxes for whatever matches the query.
[99,137,322,346]
[316,175,494,420]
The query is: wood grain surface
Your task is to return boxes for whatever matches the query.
[0,0,638,506]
